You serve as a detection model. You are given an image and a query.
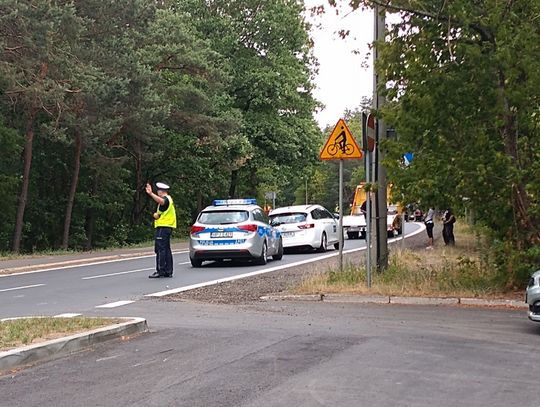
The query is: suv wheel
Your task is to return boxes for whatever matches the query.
[317,233,327,252]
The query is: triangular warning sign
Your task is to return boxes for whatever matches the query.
[320,119,363,160]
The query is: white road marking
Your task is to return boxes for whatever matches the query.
[82,268,153,280]
[0,250,189,278]
[178,261,191,265]
[54,313,82,318]
[0,284,45,293]
[96,355,121,362]
[146,224,426,298]
[95,300,135,308]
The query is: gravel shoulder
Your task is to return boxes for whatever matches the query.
[166,229,429,305]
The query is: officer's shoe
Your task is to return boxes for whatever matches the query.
[149,272,162,278]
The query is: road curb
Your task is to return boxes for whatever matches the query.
[0,253,154,275]
[0,317,148,373]
[260,293,528,308]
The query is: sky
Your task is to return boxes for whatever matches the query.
[304,2,375,129]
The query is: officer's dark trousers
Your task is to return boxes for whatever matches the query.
[155,227,173,276]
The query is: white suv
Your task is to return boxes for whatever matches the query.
[269,204,339,252]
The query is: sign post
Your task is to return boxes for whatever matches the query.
[320,119,363,273]
[364,112,377,288]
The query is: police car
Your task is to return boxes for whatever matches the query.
[189,199,283,267]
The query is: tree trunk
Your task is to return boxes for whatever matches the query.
[84,177,98,251]
[229,169,238,198]
[62,129,82,249]
[12,112,36,253]
[197,190,203,213]
[131,138,144,224]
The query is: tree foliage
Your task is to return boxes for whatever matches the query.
[350,0,540,282]
[0,0,322,252]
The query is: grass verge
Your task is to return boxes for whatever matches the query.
[294,222,520,299]
[0,317,122,351]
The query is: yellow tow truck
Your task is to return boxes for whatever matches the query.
[342,183,403,239]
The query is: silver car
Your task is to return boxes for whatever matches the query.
[526,269,540,322]
[189,199,283,267]
[268,204,339,252]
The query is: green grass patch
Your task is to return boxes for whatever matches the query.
[295,222,520,299]
[0,317,122,351]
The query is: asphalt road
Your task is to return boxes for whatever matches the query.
[0,223,423,319]
[2,299,538,407]
[2,222,539,406]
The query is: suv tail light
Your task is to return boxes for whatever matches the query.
[191,225,205,234]
[239,224,258,232]
[298,223,315,229]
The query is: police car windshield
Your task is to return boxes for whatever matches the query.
[269,212,307,225]
[198,210,249,225]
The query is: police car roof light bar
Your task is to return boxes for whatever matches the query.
[213,198,257,206]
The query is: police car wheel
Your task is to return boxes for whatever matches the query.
[255,242,268,265]
[272,238,283,261]
[190,258,203,268]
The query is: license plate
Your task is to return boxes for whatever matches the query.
[211,231,233,238]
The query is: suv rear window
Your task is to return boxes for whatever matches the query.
[198,210,249,225]
[269,212,307,225]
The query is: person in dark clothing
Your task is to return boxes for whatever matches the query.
[146,182,177,278]
[360,200,367,220]
[442,208,456,246]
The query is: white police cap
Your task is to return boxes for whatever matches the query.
[155,182,170,190]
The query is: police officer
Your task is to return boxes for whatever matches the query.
[145,182,176,278]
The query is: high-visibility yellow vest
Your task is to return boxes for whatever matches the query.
[155,195,177,228]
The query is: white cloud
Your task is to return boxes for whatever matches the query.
[304,2,374,129]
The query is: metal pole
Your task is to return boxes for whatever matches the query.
[338,159,344,272]
[401,211,405,250]
[366,151,371,288]
[373,3,388,271]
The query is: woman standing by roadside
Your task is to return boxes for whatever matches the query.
[424,207,435,249]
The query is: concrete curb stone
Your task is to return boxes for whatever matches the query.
[459,298,528,308]
[260,294,323,302]
[324,294,390,304]
[260,293,528,309]
[0,317,148,373]
[390,296,459,305]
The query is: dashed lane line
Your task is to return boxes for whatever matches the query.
[0,250,189,278]
[0,284,46,293]
[82,268,154,280]
[95,300,135,308]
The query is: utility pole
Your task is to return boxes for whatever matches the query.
[373,3,388,271]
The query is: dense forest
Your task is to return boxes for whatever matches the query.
[1,0,539,285]
[0,0,324,252]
